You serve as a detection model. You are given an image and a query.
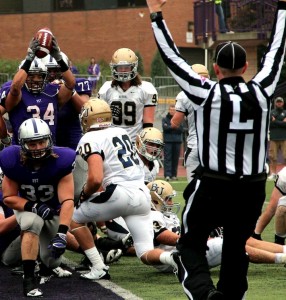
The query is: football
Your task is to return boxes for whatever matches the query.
[35,27,53,58]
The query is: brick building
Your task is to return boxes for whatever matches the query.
[0,0,271,81]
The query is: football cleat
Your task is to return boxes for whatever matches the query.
[52,266,72,278]
[80,266,110,280]
[39,275,52,285]
[121,233,134,249]
[23,276,43,297]
[104,249,123,264]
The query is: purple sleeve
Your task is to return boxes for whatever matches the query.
[75,78,92,96]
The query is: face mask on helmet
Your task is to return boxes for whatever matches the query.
[80,98,112,133]
[19,58,48,94]
[135,127,164,161]
[110,48,138,82]
[18,118,53,160]
[147,180,180,216]
[41,54,61,82]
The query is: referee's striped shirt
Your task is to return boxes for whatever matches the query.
[151,3,286,176]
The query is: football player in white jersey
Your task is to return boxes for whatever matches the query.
[70,98,177,280]
[148,180,286,272]
[135,126,164,184]
[253,166,286,245]
[171,64,210,182]
[98,48,158,143]
[102,126,164,251]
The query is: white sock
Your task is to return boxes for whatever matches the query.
[159,252,174,267]
[274,253,286,264]
[84,247,105,270]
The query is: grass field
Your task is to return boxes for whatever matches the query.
[66,179,286,299]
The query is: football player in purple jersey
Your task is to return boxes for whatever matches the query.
[0,34,75,145]
[41,53,92,150]
[0,118,76,297]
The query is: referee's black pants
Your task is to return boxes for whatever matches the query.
[177,174,266,300]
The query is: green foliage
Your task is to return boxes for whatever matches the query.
[0,59,21,74]
[135,51,144,76]
[151,50,169,77]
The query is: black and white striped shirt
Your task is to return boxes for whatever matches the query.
[151,3,286,176]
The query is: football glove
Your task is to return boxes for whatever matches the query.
[26,38,40,61]
[31,202,55,220]
[209,227,223,238]
[50,36,62,61]
[48,233,67,259]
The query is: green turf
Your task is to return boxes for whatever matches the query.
[66,179,285,299]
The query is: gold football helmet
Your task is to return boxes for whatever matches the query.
[147,180,180,216]
[191,64,210,79]
[135,127,164,161]
[110,48,138,82]
[80,98,112,133]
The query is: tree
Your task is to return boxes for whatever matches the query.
[151,50,169,78]
[135,51,144,76]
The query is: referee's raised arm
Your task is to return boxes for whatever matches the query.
[146,1,286,299]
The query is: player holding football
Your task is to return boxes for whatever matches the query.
[98,47,158,143]
[0,118,76,297]
[0,34,75,145]
[70,98,177,280]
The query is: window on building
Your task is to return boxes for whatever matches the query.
[0,0,22,14]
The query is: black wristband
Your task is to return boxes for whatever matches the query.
[57,59,69,72]
[20,60,32,73]
[58,224,69,234]
[24,201,34,212]
[143,123,153,128]
[150,11,163,21]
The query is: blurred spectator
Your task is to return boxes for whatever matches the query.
[87,57,101,95]
[69,60,79,74]
[214,0,234,34]
[162,104,184,181]
[222,0,232,32]
[268,97,286,180]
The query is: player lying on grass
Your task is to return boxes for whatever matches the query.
[105,180,286,271]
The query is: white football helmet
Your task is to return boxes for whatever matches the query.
[110,48,138,82]
[18,118,53,160]
[135,127,164,161]
[80,98,112,133]
[19,58,47,94]
[41,52,69,82]
[147,180,180,216]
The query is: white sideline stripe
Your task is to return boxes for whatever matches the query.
[62,256,143,300]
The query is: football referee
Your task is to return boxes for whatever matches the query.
[146,0,286,299]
